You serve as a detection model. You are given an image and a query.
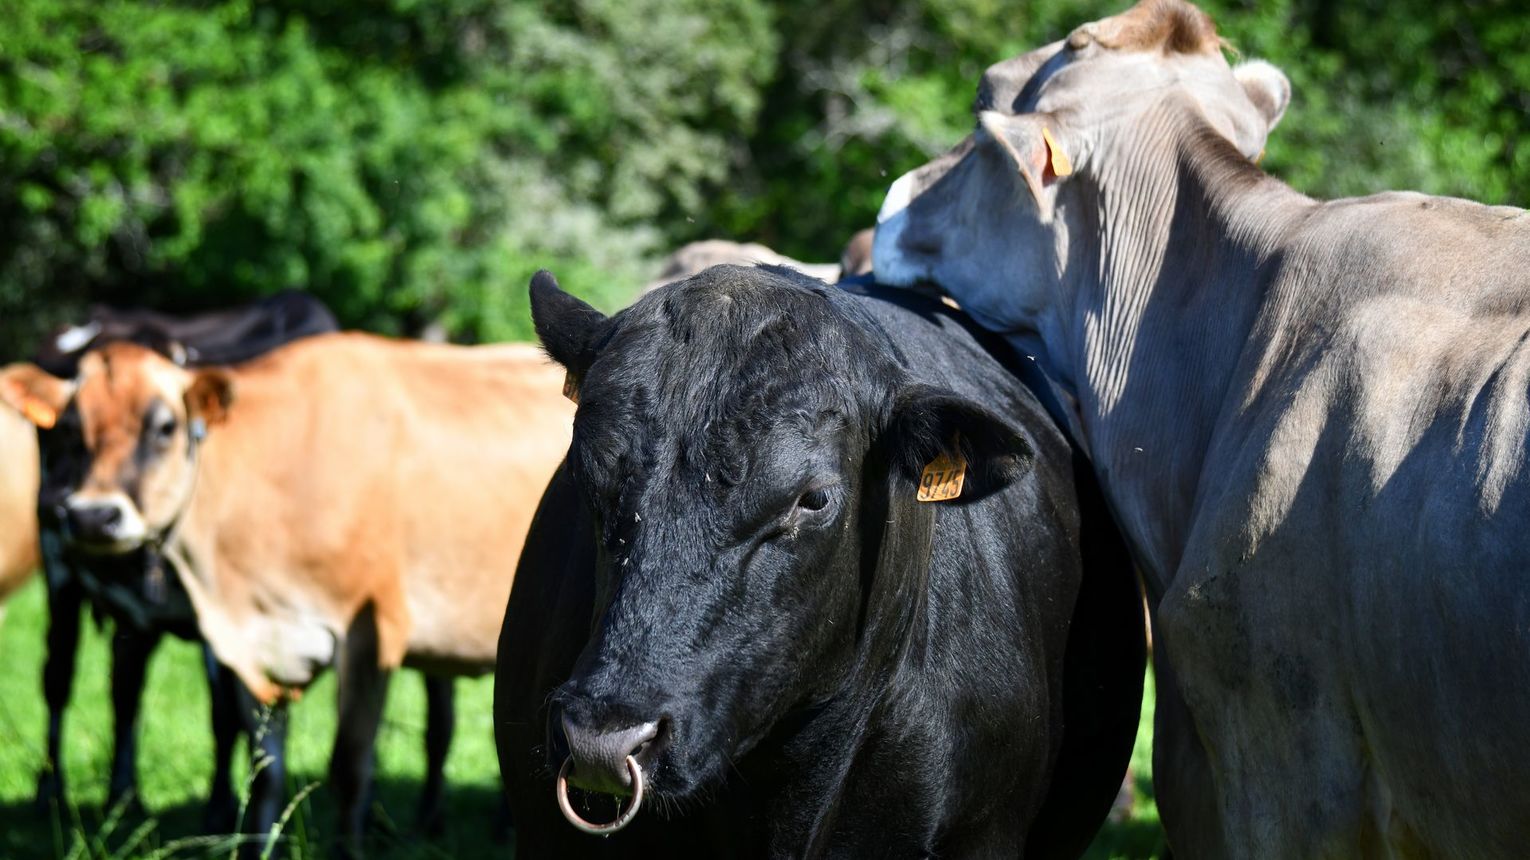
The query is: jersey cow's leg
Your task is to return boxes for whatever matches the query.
[330,607,394,859]
[418,674,454,838]
[202,644,241,835]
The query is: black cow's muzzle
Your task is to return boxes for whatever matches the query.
[552,699,671,834]
[561,716,659,795]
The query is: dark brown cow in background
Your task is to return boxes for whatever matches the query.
[837,227,875,280]
[644,239,847,293]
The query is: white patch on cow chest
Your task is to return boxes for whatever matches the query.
[255,609,338,688]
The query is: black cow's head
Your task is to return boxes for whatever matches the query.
[531,264,1034,807]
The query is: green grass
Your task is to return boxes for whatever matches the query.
[0,574,1165,858]
[1082,663,1168,860]
[0,577,506,859]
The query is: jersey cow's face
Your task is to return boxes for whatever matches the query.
[0,343,231,554]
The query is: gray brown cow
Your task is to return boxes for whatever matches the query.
[874,0,1530,856]
[645,240,843,293]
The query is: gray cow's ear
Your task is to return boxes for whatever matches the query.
[1234,60,1291,133]
[977,111,1074,212]
[529,269,611,380]
[886,384,1033,504]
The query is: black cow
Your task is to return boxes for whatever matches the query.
[28,292,345,841]
[494,265,1144,857]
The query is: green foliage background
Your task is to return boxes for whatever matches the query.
[1,0,1525,356]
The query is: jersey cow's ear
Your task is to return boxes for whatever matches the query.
[885,383,1034,504]
[0,363,74,429]
[530,270,612,387]
[185,369,235,427]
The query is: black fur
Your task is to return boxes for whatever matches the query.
[529,270,611,380]
[495,265,1143,857]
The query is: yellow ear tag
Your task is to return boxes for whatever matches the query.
[1254,148,1266,165]
[562,372,580,405]
[917,447,967,503]
[21,398,56,429]
[1042,127,1073,177]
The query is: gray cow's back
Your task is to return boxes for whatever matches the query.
[1164,189,1530,857]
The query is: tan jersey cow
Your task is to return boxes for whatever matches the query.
[872,0,1530,856]
[0,332,573,852]
[0,407,39,619]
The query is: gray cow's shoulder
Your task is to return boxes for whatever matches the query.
[1280,191,1530,309]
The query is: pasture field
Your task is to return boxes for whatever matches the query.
[0,575,1164,858]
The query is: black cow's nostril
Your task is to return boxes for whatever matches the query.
[634,715,672,767]
[548,703,572,764]
[560,714,661,796]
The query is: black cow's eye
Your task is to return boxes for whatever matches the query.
[157,418,177,441]
[797,487,832,512]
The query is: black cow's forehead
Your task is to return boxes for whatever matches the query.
[574,266,890,491]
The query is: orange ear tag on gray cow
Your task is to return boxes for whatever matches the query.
[562,372,580,405]
[21,397,56,429]
[1042,127,1073,178]
[917,448,967,503]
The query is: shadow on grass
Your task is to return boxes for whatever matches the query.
[0,778,512,860]
[3,770,1168,860]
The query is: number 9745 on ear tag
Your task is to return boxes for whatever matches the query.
[917,450,967,502]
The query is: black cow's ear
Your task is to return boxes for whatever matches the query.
[529,270,610,378]
[886,384,1033,503]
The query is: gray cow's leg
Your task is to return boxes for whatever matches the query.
[330,630,392,860]
[35,546,81,814]
[418,674,454,838]
[107,624,161,814]
[202,645,240,834]
[1151,646,1227,860]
